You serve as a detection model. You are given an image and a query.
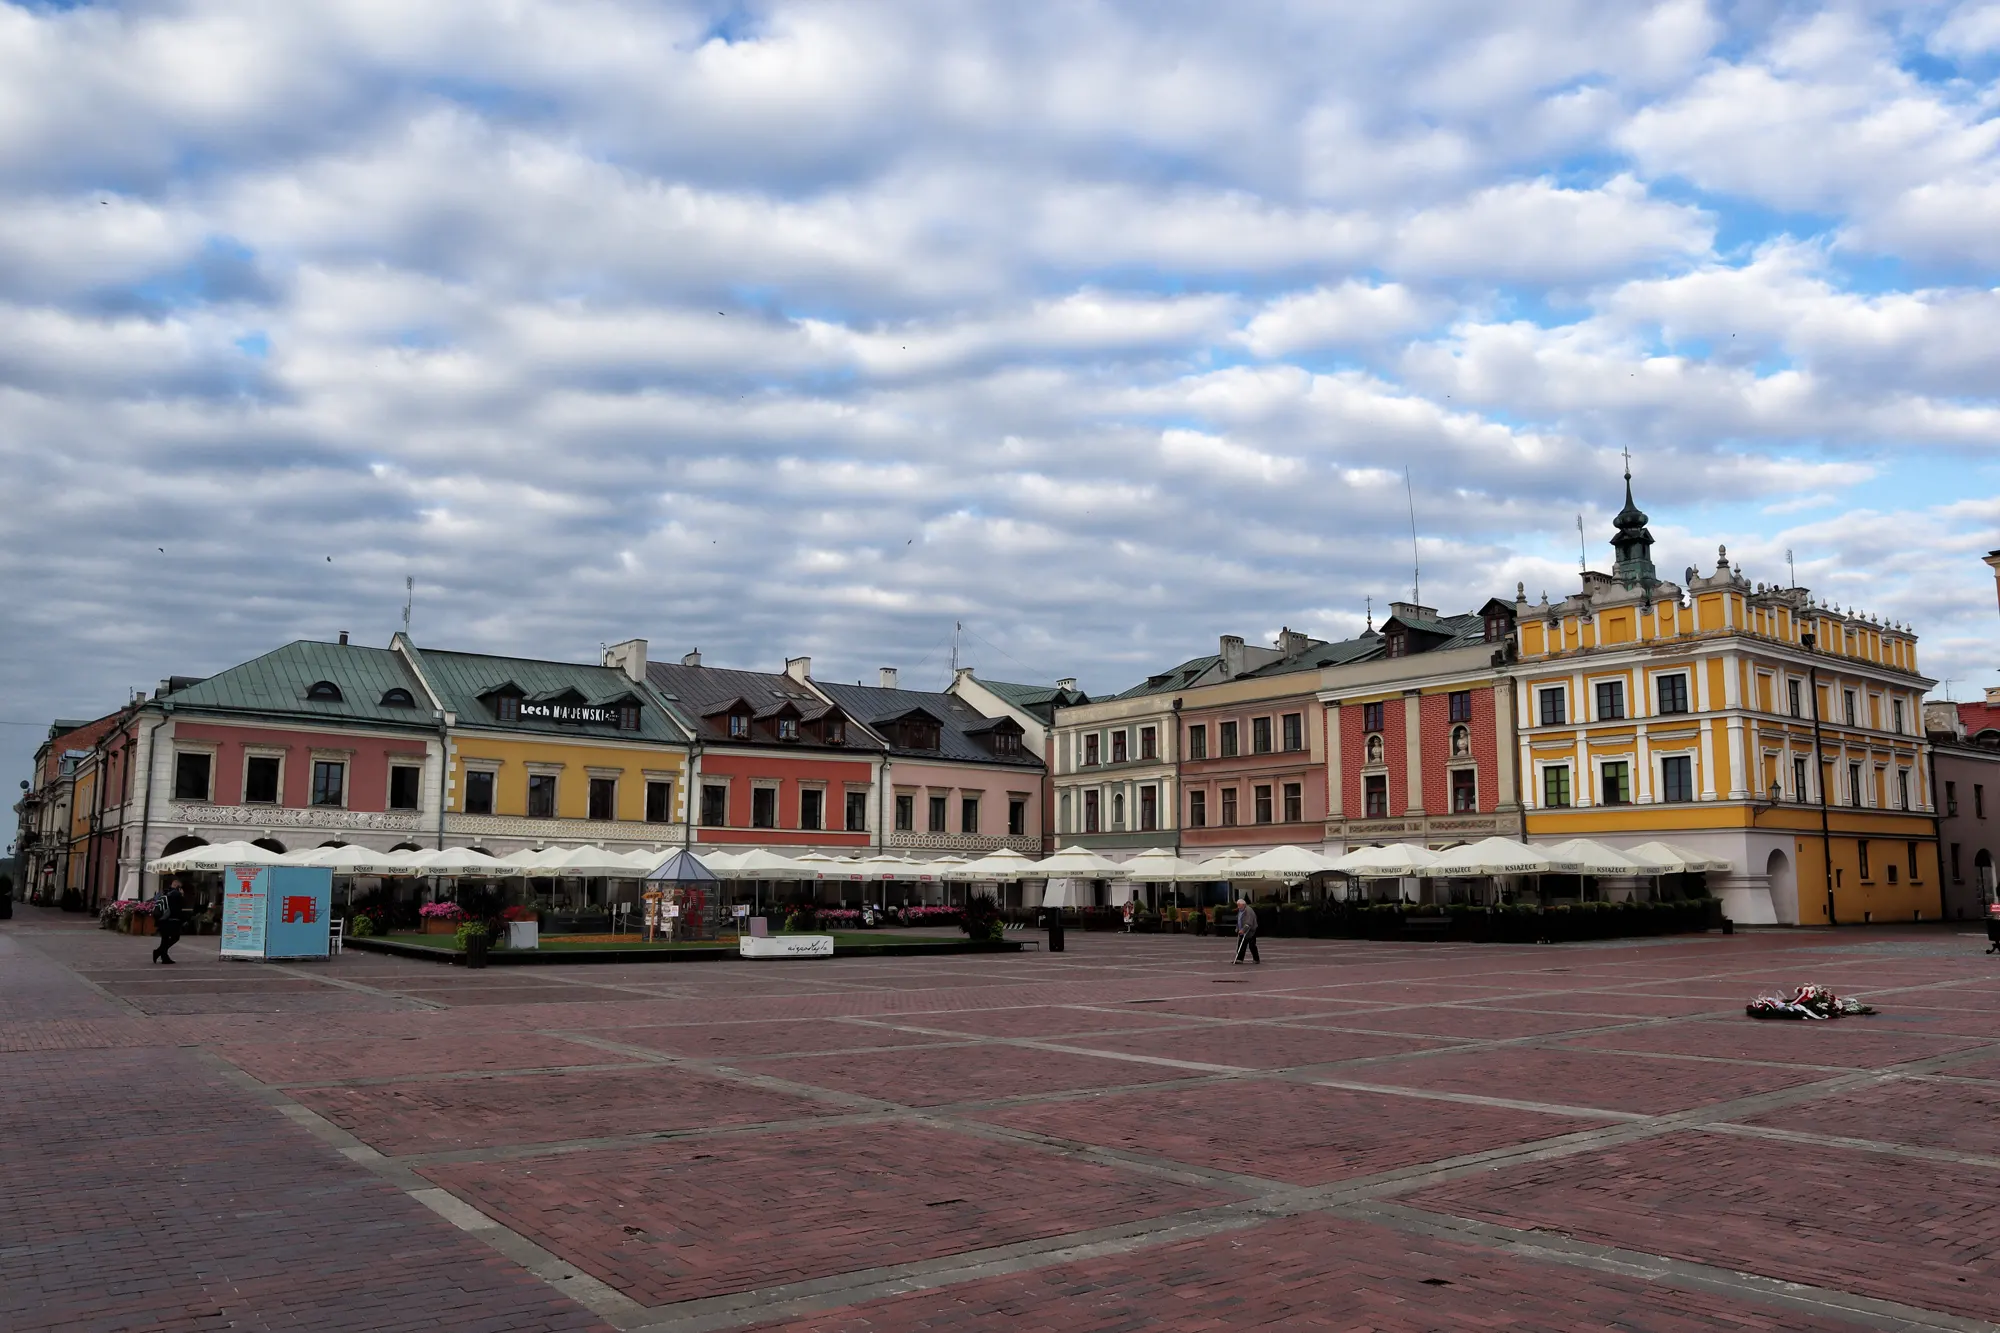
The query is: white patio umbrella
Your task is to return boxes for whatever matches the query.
[845,854,921,880]
[1233,845,1339,880]
[290,843,404,874]
[406,846,507,875]
[947,848,1041,880]
[147,840,287,872]
[716,848,812,879]
[1034,845,1129,877]
[1429,837,1583,876]
[1538,838,1654,875]
[1625,841,1732,873]
[528,844,647,876]
[1328,843,1439,877]
[1115,848,1209,881]
[800,853,870,882]
[1189,849,1252,879]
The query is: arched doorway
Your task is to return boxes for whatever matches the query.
[159,835,208,856]
[1765,848,1797,924]
[251,838,286,855]
[390,842,423,853]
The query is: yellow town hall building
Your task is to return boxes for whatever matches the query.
[1514,475,1936,926]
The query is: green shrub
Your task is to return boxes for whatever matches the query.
[350,914,376,938]
[454,920,489,950]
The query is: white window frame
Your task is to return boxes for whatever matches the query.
[1536,684,1569,728]
[1656,751,1696,804]
[1588,675,1629,722]
[1534,761,1573,809]
[172,744,218,803]
[240,746,287,806]
[386,760,424,813]
[309,749,354,810]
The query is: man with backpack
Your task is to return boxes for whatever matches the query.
[151,878,186,964]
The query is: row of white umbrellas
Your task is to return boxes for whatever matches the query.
[151,836,1727,881]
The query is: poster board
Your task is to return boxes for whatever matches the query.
[220,865,270,959]
[220,864,333,961]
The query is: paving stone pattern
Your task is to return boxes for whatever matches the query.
[9,906,2000,1331]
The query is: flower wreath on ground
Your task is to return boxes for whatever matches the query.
[1746,983,1877,1020]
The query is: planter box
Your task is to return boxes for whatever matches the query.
[422,918,460,935]
[128,915,156,936]
[740,934,833,959]
[506,921,539,950]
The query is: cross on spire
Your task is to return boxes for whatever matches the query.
[1621,445,1632,480]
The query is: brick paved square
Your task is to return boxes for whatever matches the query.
[216,1031,646,1083]
[1741,1076,2000,1156]
[1118,991,1373,1020]
[739,1042,1191,1106]
[291,1063,841,1154]
[738,1212,1813,1333]
[1354,1045,1832,1113]
[1558,1016,1987,1068]
[1059,1022,1455,1069]
[596,1019,958,1059]
[1492,990,1733,1017]
[420,1123,1236,1306]
[1404,1129,2000,1322]
[882,1004,1198,1037]
[972,1079,1601,1184]
[1325,1005,1636,1040]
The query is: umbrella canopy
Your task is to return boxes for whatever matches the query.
[291,843,404,873]
[147,840,288,872]
[1624,841,1732,873]
[1037,877,1089,907]
[515,845,646,876]
[1034,845,1127,878]
[720,848,814,879]
[1328,843,1439,877]
[946,848,1042,880]
[1114,848,1210,881]
[1232,845,1339,880]
[1188,849,1252,880]
[1429,837,1582,876]
[1538,838,1655,875]
[644,849,720,883]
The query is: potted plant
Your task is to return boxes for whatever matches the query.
[419,901,467,935]
[502,905,539,950]
[456,919,490,968]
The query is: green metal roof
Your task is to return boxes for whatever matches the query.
[973,677,1090,720]
[164,640,437,726]
[410,645,689,743]
[1110,654,1224,700]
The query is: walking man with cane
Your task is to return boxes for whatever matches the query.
[1233,896,1260,964]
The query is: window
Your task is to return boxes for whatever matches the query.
[752,786,777,829]
[1538,688,1566,726]
[1599,761,1630,805]
[928,795,947,833]
[1186,724,1207,760]
[1892,699,1905,733]
[173,751,211,801]
[800,788,824,831]
[1595,680,1626,721]
[895,794,914,831]
[1251,717,1272,754]
[1139,726,1157,760]
[846,790,868,832]
[588,777,616,821]
[1908,841,1920,882]
[1947,781,1959,816]
[646,780,674,823]
[1888,862,1898,885]
[1660,755,1693,803]
[1448,691,1473,723]
[1083,790,1100,833]
[1848,763,1863,807]
[1219,721,1239,757]
[1282,782,1302,822]
[1897,770,1910,811]
[1542,765,1571,808]
[527,773,556,818]
[1221,787,1238,826]
[1788,679,1803,718]
[1139,786,1158,832]
[1364,775,1388,818]
[1083,734,1100,766]
[1656,675,1689,715]
[306,680,343,702]
[701,784,727,826]
[1952,843,1962,881]
[1484,614,1509,643]
[1794,756,1810,802]
[1451,769,1476,812]
[1385,630,1408,658]
[380,688,415,707]
[728,713,750,739]
[1281,713,1303,751]
[389,765,421,812]
[960,797,979,834]
[1112,792,1126,830]
[1111,731,1127,763]
[1253,785,1273,824]
[312,760,346,808]
[1858,838,1871,880]
[1007,798,1026,836]
[1843,690,1857,725]
[465,770,496,815]
[1979,785,1987,819]
[1058,791,1072,832]
[992,729,1018,755]
[826,717,847,744]
[617,703,641,731]
[496,696,520,724]
[243,756,281,804]
[1188,790,1207,827]
[777,717,800,741]
[1362,702,1385,733]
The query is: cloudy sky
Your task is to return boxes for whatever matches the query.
[4,0,1999,794]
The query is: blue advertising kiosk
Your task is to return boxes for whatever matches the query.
[220,864,335,961]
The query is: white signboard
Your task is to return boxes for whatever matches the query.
[739,934,834,959]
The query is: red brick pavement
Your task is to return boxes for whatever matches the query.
[602,1019,956,1059]
[421,1124,1237,1307]
[216,1031,648,1083]
[1353,1045,1834,1113]
[1403,1129,2000,1322]
[1558,1016,1987,1067]
[739,1042,1193,1106]
[972,1080,1607,1185]
[1058,1022,1455,1069]
[878,1004,1197,1037]
[1325,1005,1637,1040]
[1742,1076,2000,1157]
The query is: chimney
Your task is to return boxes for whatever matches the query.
[785,655,811,683]
[603,638,648,684]
[879,667,899,689]
[1219,634,1247,677]
[1056,677,1076,692]
[1386,602,1435,623]
[1277,626,1310,656]
[681,649,702,667]
[338,630,349,646]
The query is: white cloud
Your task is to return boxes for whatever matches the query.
[1240,281,1438,357]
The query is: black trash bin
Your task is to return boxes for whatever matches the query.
[465,933,490,969]
[1044,908,1065,953]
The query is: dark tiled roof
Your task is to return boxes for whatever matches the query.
[415,646,686,742]
[647,662,868,750]
[164,641,437,727]
[1380,609,1506,653]
[815,681,1042,768]
[1110,654,1224,700]
[974,678,1090,722]
[1245,634,1383,676]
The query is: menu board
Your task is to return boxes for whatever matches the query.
[220,865,270,958]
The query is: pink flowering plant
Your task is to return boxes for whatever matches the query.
[418,901,467,922]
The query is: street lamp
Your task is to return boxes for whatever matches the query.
[1802,632,1837,925]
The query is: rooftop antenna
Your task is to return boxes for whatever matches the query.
[1576,514,1587,572]
[402,575,414,637]
[1942,677,1958,701]
[1403,466,1420,605]
[1365,595,1373,633]
[949,621,961,683]
[1786,549,1796,589]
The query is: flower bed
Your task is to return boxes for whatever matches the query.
[902,906,963,927]
[419,901,467,935]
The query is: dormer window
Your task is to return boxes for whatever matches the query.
[380,687,415,707]
[777,717,800,741]
[1384,631,1407,659]
[1484,615,1510,643]
[496,696,520,724]
[617,703,641,731]
[728,713,751,739]
[994,731,1020,755]
[306,680,344,702]
[825,718,845,744]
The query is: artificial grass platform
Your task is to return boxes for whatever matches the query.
[348,931,1019,966]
